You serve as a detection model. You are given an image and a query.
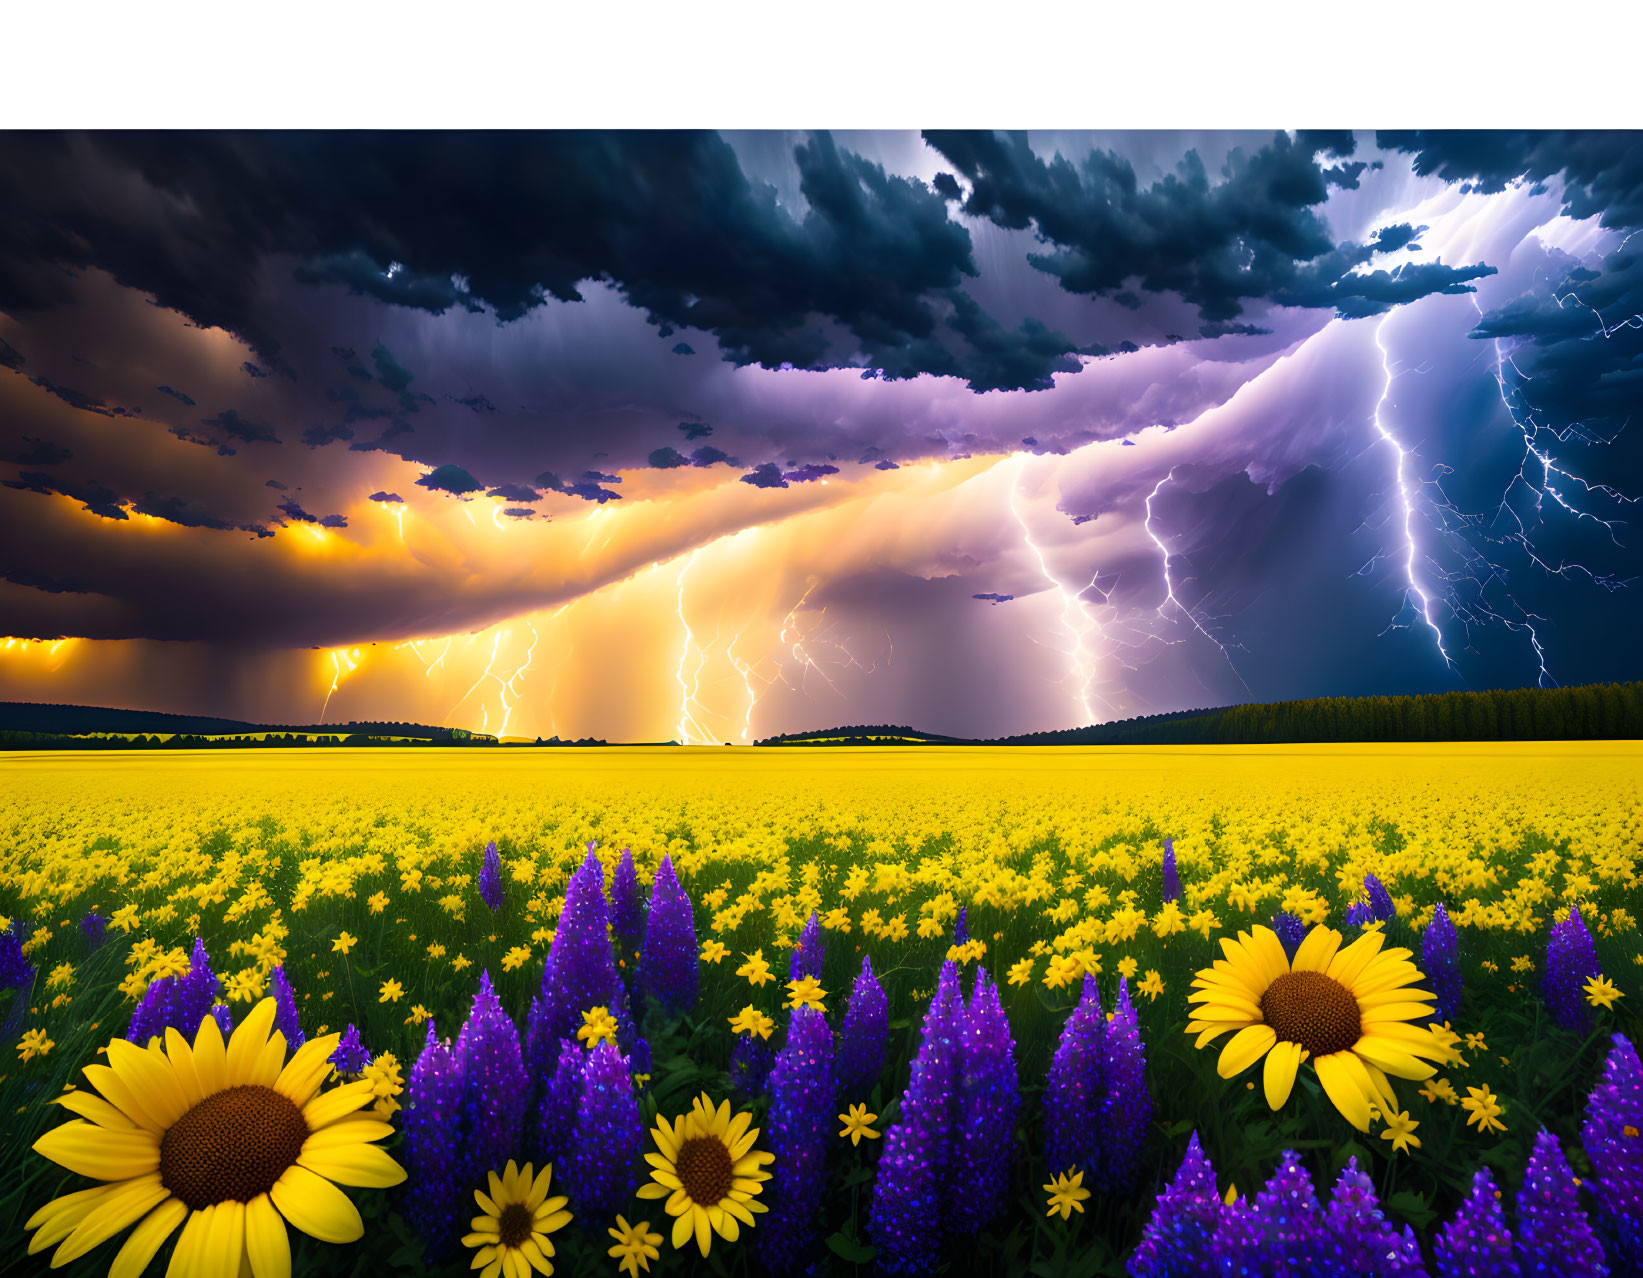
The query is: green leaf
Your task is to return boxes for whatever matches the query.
[826,1229,878,1263]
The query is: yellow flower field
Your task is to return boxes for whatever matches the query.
[0,742,1638,1275]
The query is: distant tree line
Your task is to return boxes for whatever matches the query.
[755,724,972,746]
[992,681,1643,745]
[0,730,498,750]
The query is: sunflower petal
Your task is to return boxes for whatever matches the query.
[301,1080,375,1131]
[298,1143,407,1189]
[274,1035,342,1108]
[245,1193,291,1278]
[109,1197,188,1278]
[53,1174,170,1264]
[191,1013,230,1097]
[1314,1050,1374,1131]
[166,1202,212,1278]
[226,998,278,1086]
[1262,1040,1306,1110]
[1217,1024,1277,1078]
[270,1165,364,1244]
[34,1119,161,1181]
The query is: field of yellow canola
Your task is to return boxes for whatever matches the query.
[0,743,1639,1277]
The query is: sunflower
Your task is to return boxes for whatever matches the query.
[461,1159,572,1278]
[1186,924,1451,1131]
[636,1091,773,1256]
[25,997,404,1276]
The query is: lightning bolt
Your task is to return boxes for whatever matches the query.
[1143,468,1251,691]
[674,550,711,745]
[319,647,361,722]
[1369,314,1456,670]
[1007,454,1110,723]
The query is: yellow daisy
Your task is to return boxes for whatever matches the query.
[636,1091,773,1256]
[25,997,404,1276]
[461,1159,572,1278]
[1186,924,1450,1131]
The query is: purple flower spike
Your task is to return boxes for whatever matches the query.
[869,961,964,1273]
[0,925,34,992]
[1344,900,1373,928]
[1364,872,1395,922]
[330,1023,369,1074]
[558,1042,643,1218]
[454,971,529,1196]
[1161,838,1182,905]
[730,1032,776,1100]
[1271,911,1308,961]
[534,1039,584,1165]
[128,937,226,1046]
[1326,1157,1424,1272]
[760,1006,837,1274]
[952,906,969,947]
[1251,1150,1328,1274]
[1099,978,1151,1194]
[1582,1033,1642,1270]
[1422,902,1463,1023]
[790,910,825,981]
[1515,1129,1608,1277]
[526,845,619,1077]
[610,846,644,948]
[404,1021,464,1264]
[1127,1132,1227,1277]
[79,913,108,948]
[269,964,304,1049]
[1542,904,1602,1035]
[954,967,1018,1235]
[1045,972,1105,1182]
[478,840,503,912]
[639,855,697,1013]
[836,955,888,1101]
[1434,1167,1516,1278]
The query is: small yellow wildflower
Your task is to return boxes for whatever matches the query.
[1043,1170,1090,1221]
[17,1028,53,1062]
[838,1103,880,1145]
[332,931,357,955]
[737,950,775,988]
[578,1005,620,1048]
[728,1006,775,1041]
[786,976,827,1012]
[1380,1110,1421,1154]
[700,939,728,964]
[1584,975,1624,1010]
[1462,1085,1507,1134]
[379,979,404,1003]
[607,1215,662,1278]
[1006,957,1035,987]
[1137,970,1165,1002]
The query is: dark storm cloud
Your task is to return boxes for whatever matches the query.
[0,337,24,369]
[28,376,139,418]
[156,385,196,406]
[678,422,713,440]
[130,493,237,531]
[274,497,346,528]
[972,592,1014,604]
[487,484,540,502]
[740,463,788,489]
[782,463,839,483]
[5,471,127,520]
[923,130,1496,324]
[415,464,484,495]
[649,447,688,469]
[202,409,280,445]
[302,422,354,448]
[368,491,402,503]
[1377,131,1643,227]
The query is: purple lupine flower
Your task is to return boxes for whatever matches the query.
[1325,1156,1424,1272]
[952,907,969,947]
[760,1006,837,1274]
[1543,905,1603,1035]
[0,926,36,992]
[1515,1130,1608,1277]
[1582,1033,1642,1270]
[1044,972,1105,1182]
[790,910,825,981]
[454,971,530,1196]
[79,913,108,948]
[953,967,1018,1236]
[404,1020,465,1264]
[1434,1168,1517,1278]
[128,937,225,1045]
[1423,902,1463,1023]
[526,846,620,1076]
[628,1035,651,1086]
[209,1004,232,1037]
[1271,911,1308,961]
[1161,838,1182,905]
[478,840,504,912]
[730,1032,776,1100]
[1250,1150,1329,1274]
[639,854,697,1013]
[330,1023,369,1075]
[836,955,888,1100]
[269,964,304,1049]
[1364,872,1395,922]
[869,961,965,1273]
[534,1039,585,1165]
[610,846,644,948]
[1127,1132,1228,1277]
[1099,978,1151,1194]
[1344,901,1374,928]
[557,1042,643,1218]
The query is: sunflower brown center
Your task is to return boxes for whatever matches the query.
[1260,970,1362,1057]
[675,1134,733,1207]
[159,1085,309,1209]
[498,1202,534,1248]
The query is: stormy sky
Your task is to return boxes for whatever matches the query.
[1,129,1639,741]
